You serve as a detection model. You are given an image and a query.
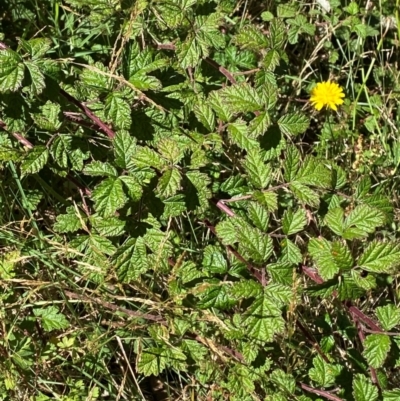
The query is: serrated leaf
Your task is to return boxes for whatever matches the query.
[194,102,215,131]
[309,355,342,387]
[353,374,379,401]
[137,347,166,377]
[228,120,258,151]
[113,237,148,282]
[283,145,301,182]
[178,35,201,69]
[308,238,339,280]
[215,218,238,245]
[119,175,143,201]
[54,208,83,233]
[114,131,136,169]
[324,207,345,236]
[83,161,118,177]
[254,191,278,212]
[229,280,263,299]
[90,215,125,237]
[238,224,273,263]
[243,150,271,189]
[156,168,181,199]
[220,83,262,113]
[278,112,309,136]
[133,146,165,169]
[21,146,49,176]
[358,241,400,273]
[290,181,319,208]
[105,93,131,130]
[157,138,184,165]
[92,177,127,217]
[32,101,62,131]
[235,24,269,50]
[282,208,307,235]
[376,305,400,331]
[0,49,24,92]
[243,291,285,341]
[247,202,269,231]
[280,238,302,264]
[248,112,271,138]
[343,204,385,239]
[24,61,45,95]
[363,334,391,369]
[202,245,228,274]
[269,18,286,48]
[197,284,236,309]
[20,38,51,59]
[208,90,233,122]
[51,135,72,169]
[383,390,400,400]
[33,306,70,332]
[162,195,186,218]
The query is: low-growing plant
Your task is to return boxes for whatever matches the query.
[0,0,400,400]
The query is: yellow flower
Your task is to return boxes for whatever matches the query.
[310,81,345,111]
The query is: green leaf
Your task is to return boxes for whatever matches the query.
[358,241,400,273]
[177,35,201,69]
[113,237,148,282]
[309,355,342,387]
[114,131,136,169]
[220,83,262,113]
[32,101,62,131]
[283,145,301,182]
[270,369,296,394]
[0,49,24,92]
[353,374,379,401]
[308,238,339,280]
[282,208,307,235]
[290,181,320,208]
[363,334,391,369]
[54,207,84,233]
[194,102,215,131]
[119,175,143,201]
[105,92,131,130]
[248,112,271,138]
[229,280,262,299]
[237,224,273,263]
[34,306,70,332]
[254,191,278,212]
[243,291,285,341]
[197,284,236,309]
[324,207,345,236]
[92,177,127,217]
[208,90,233,122]
[90,215,125,237]
[383,390,400,400]
[24,61,45,95]
[156,168,181,199]
[269,19,286,49]
[21,146,49,177]
[20,38,51,59]
[83,161,118,177]
[133,146,165,169]
[51,135,72,169]
[235,24,269,50]
[280,238,302,265]
[376,304,400,331]
[228,120,258,151]
[243,150,272,189]
[137,347,166,376]
[215,218,238,245]
[278,113,309,136]
[247,202,269,231]
[202,245,228,274]
[343,204,385,239]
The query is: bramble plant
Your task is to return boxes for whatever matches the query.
[0,0,400,400]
